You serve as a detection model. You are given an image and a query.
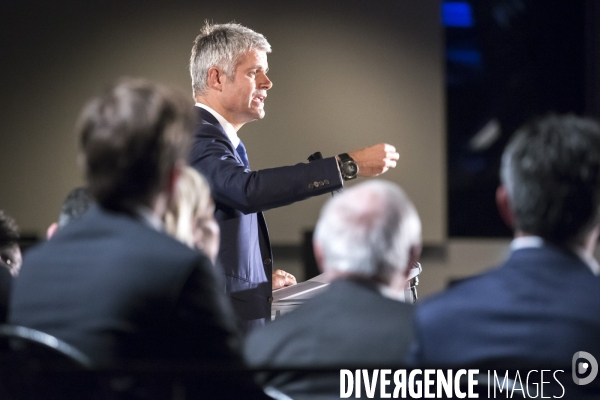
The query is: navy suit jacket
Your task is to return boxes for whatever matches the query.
[190,107,343,327]
[9,205,270,398]
[10,205,244,368]
[411,244,600,368]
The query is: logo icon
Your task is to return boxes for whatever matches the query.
[572,351,598,385]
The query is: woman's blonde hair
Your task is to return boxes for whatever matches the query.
[164,166,212,248]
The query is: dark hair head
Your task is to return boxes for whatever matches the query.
[58,187,93,228]
[77,79,195,210]
[500,114,600,244]
[0,211,20,247]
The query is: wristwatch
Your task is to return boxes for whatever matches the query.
[337,153,359,181]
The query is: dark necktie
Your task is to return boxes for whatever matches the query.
[236,140,250,168]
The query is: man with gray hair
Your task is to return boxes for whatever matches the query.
[190,22,401,330]
[243,180,421,397]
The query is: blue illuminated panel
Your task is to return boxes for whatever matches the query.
[442,1,474,27]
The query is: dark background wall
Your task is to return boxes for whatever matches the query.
[445,0,600,238]
[0,0,445,244]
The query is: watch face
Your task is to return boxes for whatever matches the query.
[343,162,358,177]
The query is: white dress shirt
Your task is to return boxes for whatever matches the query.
[378,284,406,303]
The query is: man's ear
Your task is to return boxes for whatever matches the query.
[46,222,59,240]
[206,67,225,91]
[496,185,515,229]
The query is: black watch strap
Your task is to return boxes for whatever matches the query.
[337,153,358,181]
[338,153,352,163]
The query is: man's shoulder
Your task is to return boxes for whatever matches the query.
[245,279,413,347]
[416,263,507,320]
[265,279,414,327]
[326,278,414,314]
[193,108,227,138]
[195,105,218,123]
[29,206,203,272]
[191,113,235,161]
[194,119,223,136]
[244,287,335,362]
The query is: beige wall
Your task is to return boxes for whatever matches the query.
[0,0,444,245]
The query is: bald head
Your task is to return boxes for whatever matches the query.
[313,180,421,283]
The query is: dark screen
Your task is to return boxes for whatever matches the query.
[445,0,587,237]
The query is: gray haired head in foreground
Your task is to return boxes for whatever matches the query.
[313,180,421,281]
[190,22,272,97]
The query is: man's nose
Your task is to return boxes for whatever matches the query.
[259,74,273,90]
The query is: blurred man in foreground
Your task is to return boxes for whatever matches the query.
[244,180,421,398]
[10,79,266,398]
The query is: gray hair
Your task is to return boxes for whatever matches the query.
[314,180,421,281]
[190,22,272,97]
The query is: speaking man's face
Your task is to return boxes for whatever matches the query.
[220,49,272,126]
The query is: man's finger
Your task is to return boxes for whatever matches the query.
[386,151,400,161]
[384,144,396,153]
[285,275,297,286]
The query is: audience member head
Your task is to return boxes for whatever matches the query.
[0,210,22,276]
[313,180,421,290]
[190,22,271,98]
[77,78,195,214]
[498,114,600,249]
[46,187,93,239]
[164,166,220,263]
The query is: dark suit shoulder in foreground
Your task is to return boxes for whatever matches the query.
[412,245,600,368]
[9,205,241,368]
